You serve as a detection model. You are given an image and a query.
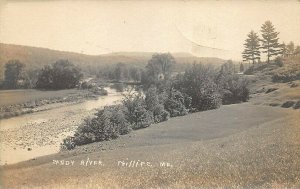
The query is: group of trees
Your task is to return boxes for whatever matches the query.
[97,63,142,82]
[36,60,82,89]
[1,59,82,90]
[2,60,26,89]
[282,41,300,57]
[62,53,250,150]
[242,20,299,64]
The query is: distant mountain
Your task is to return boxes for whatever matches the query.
[0,43,227,71]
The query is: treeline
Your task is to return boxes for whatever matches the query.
[242,20,300,64]
[96,63,142,82]
[0,59,82,90]
[61,53,249,150]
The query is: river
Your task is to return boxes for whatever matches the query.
[0,88,124,165]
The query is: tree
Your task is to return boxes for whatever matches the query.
[143,53,176,88]
[147,53,175,79]
[0,64,4,81]
[242,30,261,64]
[281,42,287,57]
[4,59,25,89]
[129,67,141,82]
[286,41,295,57]
[240,63,244,73]
[295,46,300,56]
[36,59,82,89]
[24,69,39,89]
[114,63,123,81]
[260,21,281,63]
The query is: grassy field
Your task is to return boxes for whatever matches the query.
[0,89,86,106]
[1,104,299,188]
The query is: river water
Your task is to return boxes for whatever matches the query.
[0,88,124,165]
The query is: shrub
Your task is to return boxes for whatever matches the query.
[271,64,300,82]
[244,66,254,75]
[61,105,130,149]
[274,57,284,67]
[216,62,250,104]
[152,104,170,123]
[61,136,76,151]
[164,89,189,117]
[174,64,222,111]
[145,86,160,111]
[243,63,271,75]
[122,92,153,129]
[145,87,170,123]
[219,75,250,104]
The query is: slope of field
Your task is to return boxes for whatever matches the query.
[1,104,299,188]
[245,56,300,108]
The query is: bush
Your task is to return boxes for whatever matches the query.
[145,87,170,123]
[122,92,153,129]
[61,105,130,149]
[216,62,250,104]
[219,75,250,104]
[174,64,222,111]
[61,136,76,151]
[271,64,300,82]
[164,89,189,117]
[244,66,255,75]
[274,57,284,67]
[152,104,170,123]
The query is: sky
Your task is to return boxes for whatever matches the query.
[0,0,300,61]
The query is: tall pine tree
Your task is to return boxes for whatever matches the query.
[242,30,260,64]
[260,21,281,63]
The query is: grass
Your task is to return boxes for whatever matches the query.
[0,89,83,106]
[244,56,300,83]
[0,89,95,120]
[1,104,299,188]
[246,56,300,109]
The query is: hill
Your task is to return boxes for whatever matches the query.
[0,43,226,77]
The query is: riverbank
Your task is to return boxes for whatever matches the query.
[0,89,99,119]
